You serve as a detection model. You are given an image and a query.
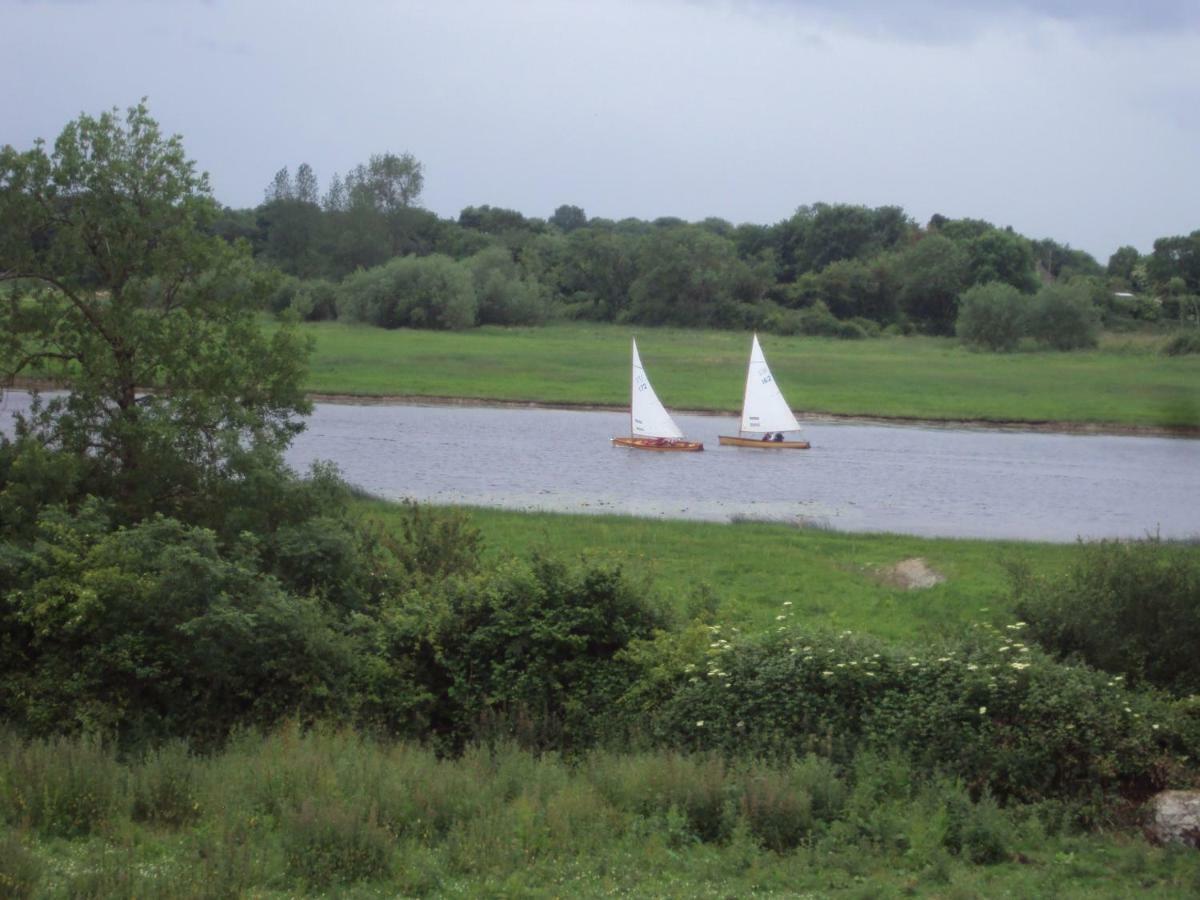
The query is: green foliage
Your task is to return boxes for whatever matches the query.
[630,622,1185,804]
[339,253,477,330]
[368,556,668,749]
[1163,330,1200,356]
[1013,540,1200,696]
[0,733,123,837]
[469,245,552,325]
[1024,282,1101,350]
[0,830,40,899]
[0,498,371,745]
[129,740,200,827]
[894,234,970,334]
[956,282,1027,351]
[282,798,393,888]
[0,101,312,520]
[627,226,767,327]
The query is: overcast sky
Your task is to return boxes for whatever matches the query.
[3,0,1198,261]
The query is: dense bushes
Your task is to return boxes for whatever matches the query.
[955,280,1101,351]
[1013,539,1200,696]
[1162,330,1200,356]
[956,282,1026,351]
[624,619,1189,805]
[340,254,477,330]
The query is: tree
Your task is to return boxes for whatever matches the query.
[894,234,970,334]
[956,282,1026,351]
[1145,231,1200,293]
[549,204,587,233]
[1024,283,1100,350]
[0,101,310,516]
[965,228,1039,293]
[294,162,319,205]
[1106,245,1140,285]
[264,165,293,203]
[345,152,424,214]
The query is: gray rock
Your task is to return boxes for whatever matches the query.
[1148,791,1200,848]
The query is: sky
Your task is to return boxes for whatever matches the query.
[3,0,1199,262]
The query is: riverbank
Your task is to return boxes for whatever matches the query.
[307,390,1200,438]
[296,320,1200,434]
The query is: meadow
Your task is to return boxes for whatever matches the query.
[299,321,1200,430]
[360,502,1080,643]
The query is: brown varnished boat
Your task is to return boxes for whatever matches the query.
[613,436,704,452]
[613,338,704,451]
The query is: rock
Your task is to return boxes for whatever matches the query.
[1148,791,1200,848]
[876,557,945,590]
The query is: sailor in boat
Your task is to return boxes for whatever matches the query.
[761,432,771,442]
[773,432,784,442]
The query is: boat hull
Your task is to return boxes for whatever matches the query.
[613,437,704,452]
[718,435,810,449]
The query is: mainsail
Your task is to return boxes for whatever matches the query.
[740,334,801,434]
[630,338,685,439]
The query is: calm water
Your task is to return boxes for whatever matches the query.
[3,391,1197,542]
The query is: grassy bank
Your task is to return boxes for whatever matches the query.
[300,321,1200,429]
[3,727,1197,898]
[360,503,1080,643]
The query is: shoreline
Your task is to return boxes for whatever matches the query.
[306,391,1200,439]
[7,379,1196,438]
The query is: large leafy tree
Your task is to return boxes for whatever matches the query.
[0,101,310,517]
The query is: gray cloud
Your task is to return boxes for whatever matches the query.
[1,0,1197,261]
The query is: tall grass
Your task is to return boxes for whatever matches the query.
[3,726,1199,896]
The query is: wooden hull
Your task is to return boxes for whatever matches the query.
[718,435,810,449]
[613,436,704,452]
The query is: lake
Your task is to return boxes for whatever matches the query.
[3,391,1196,542]
[283,401,1198,543]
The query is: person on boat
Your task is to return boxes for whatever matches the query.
[761,433,771,441]
[773,432,784,442]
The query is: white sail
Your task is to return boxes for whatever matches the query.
[740,334,801,434]
[630,338,685,439]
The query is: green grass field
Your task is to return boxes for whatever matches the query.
[361,502,1081,643]
[300,321,1200,429]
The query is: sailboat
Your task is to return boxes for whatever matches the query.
[612,338,704,451]
[718,334,811,449]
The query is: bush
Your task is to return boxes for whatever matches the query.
[956,282,1026,351]
[470,246,552,325]
[1024,283,1100,350]
[0,734,124,837]
[629,622,1186,804]
[1013,539,1200,695]
[283,798,393,888]
[369,556,669,749]
[339,254,477,330]
[0,830,41,899]
[1162,330,1200,356]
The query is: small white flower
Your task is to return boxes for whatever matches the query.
[822,670,834,676]
[696,720,705,727]
[783,601,793,606]
[979,706,987,715]
[966,664,979,671]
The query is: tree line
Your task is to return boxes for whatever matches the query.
[217,159,1200,347]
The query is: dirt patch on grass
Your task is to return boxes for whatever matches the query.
[876,557,946,590]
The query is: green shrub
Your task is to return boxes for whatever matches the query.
[956,282,1026,351]
[1024,282,1100,350]
[339,254,477,330]
[282,798,393,889]
[0,735,124,837]
[1162,330,1200,356]
[631,623,1184,804]
[129,740,200,827]
[0,830,41,899]
[370,556,668,749]
[1013,539,1200,695]
[959,792,1014,864]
